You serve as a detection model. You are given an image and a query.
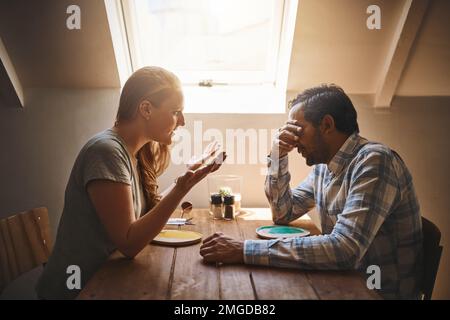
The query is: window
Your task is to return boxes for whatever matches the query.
[107,0,298,113]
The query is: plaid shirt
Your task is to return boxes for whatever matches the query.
[244,133,423,299]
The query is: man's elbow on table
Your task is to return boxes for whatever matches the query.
[273,216,290,225]
[272,212,303,225]
[270,206,310,225]
[270,208,291,225]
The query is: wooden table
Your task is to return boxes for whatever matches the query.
[78,208,381,300]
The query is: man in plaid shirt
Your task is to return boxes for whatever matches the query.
[200,84,423,299]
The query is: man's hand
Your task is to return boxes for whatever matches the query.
[271,120,302,158]
[199,232,244,264]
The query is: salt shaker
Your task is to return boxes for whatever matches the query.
[210,193,223,220]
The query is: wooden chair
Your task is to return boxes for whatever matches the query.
[0,207,53,294]
[421,216,443,300]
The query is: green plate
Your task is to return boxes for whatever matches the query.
[256,225,310,239]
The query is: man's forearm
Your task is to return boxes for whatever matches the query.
[243,235,358,270]
[265,155,296,223]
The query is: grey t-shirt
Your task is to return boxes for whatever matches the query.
[36,129,146,299]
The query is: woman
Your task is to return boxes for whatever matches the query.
[36,66,225,299]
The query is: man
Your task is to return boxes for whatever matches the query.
[200,84,423,299]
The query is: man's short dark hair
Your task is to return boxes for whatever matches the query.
[289,84,359,135]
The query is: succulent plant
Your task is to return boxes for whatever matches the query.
[218,187,232,197]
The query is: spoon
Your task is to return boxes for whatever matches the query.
[181,201,193,217]
[179,201,193,229]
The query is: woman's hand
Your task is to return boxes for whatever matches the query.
[160,142,224,198]
[175,151,227,193]
[186,141,221,171]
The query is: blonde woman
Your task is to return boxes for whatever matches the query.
[36,66,225,299]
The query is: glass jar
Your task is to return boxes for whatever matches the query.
[207,175,242,214]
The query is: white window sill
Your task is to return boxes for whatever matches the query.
[182,85,286,114]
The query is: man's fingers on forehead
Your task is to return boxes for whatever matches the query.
[286,122,302,131]
[280,132,299,142]
[285,123,302,132]
[278,140,295,149]
[286,119,300,125]
[284,129,300,137]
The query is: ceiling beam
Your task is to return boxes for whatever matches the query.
[374,0,429,108]
[0,36,24,108]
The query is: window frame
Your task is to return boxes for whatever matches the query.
[105,0,298,114]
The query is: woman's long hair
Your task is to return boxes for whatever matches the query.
[115,66,181,210]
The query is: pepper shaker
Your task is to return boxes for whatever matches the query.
[223,195,235,220]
